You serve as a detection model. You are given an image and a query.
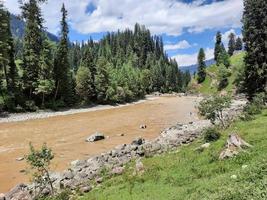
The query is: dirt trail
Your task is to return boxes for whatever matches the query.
[0,96,199,192]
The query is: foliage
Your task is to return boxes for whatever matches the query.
[214,31,222,62]
[80,110,267,200]
[217,44,230,68]
[228,33,236,56]
[218,64,231,90]
[197,48,206,84]
[198,95,232,127]
[26,143,54,197]
[203,127,221,142]
[235,37,243,51]
[243,93,266,116]
[242,0,267,98]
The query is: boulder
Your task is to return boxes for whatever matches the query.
[111,167,124,175]
[139,124,147,129]
[5,184,32,200]
[0,193,5,200]
[16,157,24,162]
[131,137,145,146]
[80,186,92,193]
[86,132,105,142]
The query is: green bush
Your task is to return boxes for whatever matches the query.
[25,100,38,112]
[203,127,221,142]
[244,92,266,116]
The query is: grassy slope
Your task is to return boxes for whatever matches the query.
[80,109,267,200]
[189,52,245,95]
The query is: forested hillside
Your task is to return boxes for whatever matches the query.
[0,1,191,113]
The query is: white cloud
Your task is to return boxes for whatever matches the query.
[173,48,214,66]
[164,40,192,51]
[3,0,243,36]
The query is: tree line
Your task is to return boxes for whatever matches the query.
[0,0,191,112]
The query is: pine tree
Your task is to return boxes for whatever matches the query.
[214,31,222,62]
[54,4,73,105]
[197,48,206,83]
[242,0,267,97]
[235,37,243,51]
[95,57,110,103]
[228,33,236,56]
[20,0,46,99]
[218,44,230,68]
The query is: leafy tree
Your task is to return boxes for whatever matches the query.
[228,33,236,56]
[35,79,55,107]
[54,4,73,105]
[198,95,232,128]
[242,0,267,98]
[26,143,54,197]
[235,37,243,51]
[197,48,206,83]
[75,67,94,102]
[214,31,222,62]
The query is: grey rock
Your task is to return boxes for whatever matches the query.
[16,157,24,162]
[5,184,32,200]
[132,137,145,146]
[80,186,92,193]
[0,193,5,200]
[111,167,124,175]
[86,132,105,142]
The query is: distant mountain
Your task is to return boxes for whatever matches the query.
[10,14,59,42]
[179,59,215,74]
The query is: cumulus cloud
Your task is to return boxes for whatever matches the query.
[164,40,192,51]
[173,48,214,66]
[4,0,243,36]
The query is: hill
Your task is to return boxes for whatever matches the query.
[180,59,215,74]
[188,52,245,95]
[78,109,267,200]
[10,14,59,42]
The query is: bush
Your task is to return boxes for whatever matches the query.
[45,100,66,111]
[25,100,38,112]
[203,127,221,142]
[243,93,266,116]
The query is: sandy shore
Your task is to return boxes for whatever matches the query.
[0,96,158,123]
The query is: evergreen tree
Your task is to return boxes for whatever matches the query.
[214,31,222,62]
[54,4,73,105]
[20,0,46,99]
[242,0,267,97]
[228,33,236,56]
[217,44,230,68]
[95,57,110,103]
[197,48,206,84]
[235,37,243,51]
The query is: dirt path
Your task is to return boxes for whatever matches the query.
[0,96,200,192]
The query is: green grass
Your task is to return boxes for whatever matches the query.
[79,109,267,200]
[190,52,245,95]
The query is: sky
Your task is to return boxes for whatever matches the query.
[3,0,244,66]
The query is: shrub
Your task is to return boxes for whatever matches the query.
[203,127,221,142]
[198,95,232,128]
[244,92,266,116]
[25,100,38,112]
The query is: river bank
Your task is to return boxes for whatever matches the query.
[0,95,199,193]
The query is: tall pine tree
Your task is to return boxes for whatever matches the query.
[214,31,222,62]
[20,0,46,99]
[242,0,267,97]
[235,37,243,51]
[228,33,236,56]
[197,48,206,84]
[54,4,73,105]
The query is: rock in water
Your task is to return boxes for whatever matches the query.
[86,132,105,142]
[131,137,145,146]
[140,124,147,129]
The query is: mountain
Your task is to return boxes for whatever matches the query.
[179,59,215,74]
[10,14,59,42]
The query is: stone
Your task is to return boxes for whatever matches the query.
[111,167,124,175]
[95,177,103,184]
[135,158,144,174]
[86,132,105,142]
[5,184,32,200]
[16,157,24,162]
[131,137,145,146]
[80,186,92,193]
[0,193,5,200]
[140,124,147,129]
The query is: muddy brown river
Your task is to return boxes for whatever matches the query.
[0,96,199,192]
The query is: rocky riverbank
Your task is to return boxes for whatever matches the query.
[1,99,246,200]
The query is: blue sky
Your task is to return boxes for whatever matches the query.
[4,0,243,66]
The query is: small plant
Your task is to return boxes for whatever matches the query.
[203,127,221,142]
[198,95,232,128]
[243,92,266,117]
[26,143,54,197]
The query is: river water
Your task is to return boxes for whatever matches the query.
[0,96,200,192]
